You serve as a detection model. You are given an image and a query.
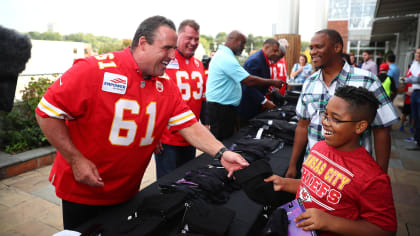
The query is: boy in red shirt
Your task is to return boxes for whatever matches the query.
[265,86,397,236]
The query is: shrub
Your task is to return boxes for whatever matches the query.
[0,77,54,153]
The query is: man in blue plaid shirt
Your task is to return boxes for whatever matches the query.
[286,29,399,178]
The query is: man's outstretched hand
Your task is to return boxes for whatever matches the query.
[220,151,249,177]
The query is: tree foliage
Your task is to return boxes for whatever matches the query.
[28,31,130,54]
[200,34,215,53]
[28,30,271,57]
[0,77,54,153]
[301,41,310,51]
[28,31,63,41]
[215,32,227,46]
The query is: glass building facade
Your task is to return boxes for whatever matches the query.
[329,0,385,66]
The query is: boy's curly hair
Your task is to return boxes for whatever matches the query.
[334,86,380,124]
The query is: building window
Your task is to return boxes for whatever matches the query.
[328,0,349,20]
[349,0,376,29]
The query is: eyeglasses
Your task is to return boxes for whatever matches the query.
[320,111,361,125]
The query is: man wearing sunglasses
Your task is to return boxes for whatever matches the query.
[285,29,399,178]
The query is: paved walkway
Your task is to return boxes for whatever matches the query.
[0,126,419,235]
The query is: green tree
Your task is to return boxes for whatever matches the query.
[200,34,215,53]
[301,41,310,51]
[253,36,265,51]
[28,31,63,41]
[215,32,227,45]
[245,34,255,54]
[200,37,210,55]
[0,77,54,153]
[122,39,132,48]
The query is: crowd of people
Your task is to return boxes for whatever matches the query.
[31,14,420,236]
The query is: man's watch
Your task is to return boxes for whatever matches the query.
[214,147,228,160]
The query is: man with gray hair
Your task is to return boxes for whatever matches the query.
[270,40,288,95]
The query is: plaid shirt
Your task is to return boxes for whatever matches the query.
[296,61,399,158]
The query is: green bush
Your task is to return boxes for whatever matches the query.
[0,77,54,154]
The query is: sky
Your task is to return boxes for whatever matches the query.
[1,0,325,42]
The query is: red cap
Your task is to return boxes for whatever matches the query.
[379,63,389,71]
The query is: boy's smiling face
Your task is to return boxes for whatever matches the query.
[322,96,366,152]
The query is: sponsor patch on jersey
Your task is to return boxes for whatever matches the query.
[299,186,312,202]
[166,58,179,69]
[140,81,146,88]
[102,72,127,94]
[156,80,164,92]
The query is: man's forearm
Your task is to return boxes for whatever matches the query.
[242,75,283,88]
[36,114,104,186]
[179,122,249,177]
[179,122,224,157]
[36,114,83,164]
[373,126,391,173]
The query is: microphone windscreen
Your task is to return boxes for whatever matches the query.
[0,25,32,76]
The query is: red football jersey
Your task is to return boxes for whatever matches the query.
[160,50,205,146]
[36,47,197,205]
[296,141,397,235]
[269,58,287,95]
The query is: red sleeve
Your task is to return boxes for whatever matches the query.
[166,78,197,131]
[35,59,95,120]
[358,174,397,231]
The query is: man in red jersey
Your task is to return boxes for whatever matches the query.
[154,20,207,178]
[35,16,248,230]
[269,44,287,95]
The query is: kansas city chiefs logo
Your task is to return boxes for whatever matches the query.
[156,81,164,92]
[299,187,312,202]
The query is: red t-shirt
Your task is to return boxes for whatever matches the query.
[160,50,205,146]
[269,57,287,95]
[296,141,397,235]
[36,47,197,205]
[404,69,413,104]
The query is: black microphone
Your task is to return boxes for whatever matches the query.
[0,25,32,112]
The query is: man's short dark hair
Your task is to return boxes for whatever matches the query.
[131,15,176,49]
[334,86,380,124]
[315,29,343,52]
[178,19,200,33]
[263,38,280,47]
[387,53,396,63]
[363,50,373,55]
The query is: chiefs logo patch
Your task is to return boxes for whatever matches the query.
[299,187,312,202]
[156,81,164,92]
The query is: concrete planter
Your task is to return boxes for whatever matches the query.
[0,146,56,180]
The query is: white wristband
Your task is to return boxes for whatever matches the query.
[261,98,268,105]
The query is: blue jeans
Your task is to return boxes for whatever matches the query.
[411,91,420,144]
[154,144,196,179]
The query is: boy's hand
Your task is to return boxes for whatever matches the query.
[295,208,331,232]
[264,175,287,191]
